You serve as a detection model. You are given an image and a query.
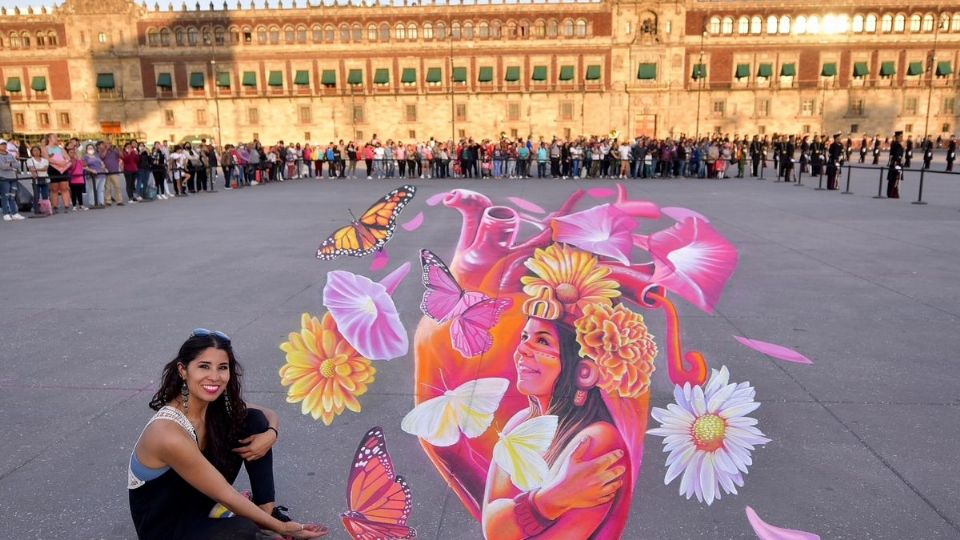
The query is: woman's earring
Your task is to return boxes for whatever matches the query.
[224,390,232,415]
[180,382,189,413]
[573,360,600,407]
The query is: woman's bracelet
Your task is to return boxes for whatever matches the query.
[266,426,279,439]
[513,488,553,536]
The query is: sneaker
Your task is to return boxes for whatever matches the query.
[128,199,136,204]
[271,505,292,523]
[81,206,90,210]
[225,186,232,190]
[12,213,25,220]
[2,215,10,221]
[251,181,259,186]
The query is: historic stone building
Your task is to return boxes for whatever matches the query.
[0,0,957,143]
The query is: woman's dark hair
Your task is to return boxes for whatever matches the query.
[149,334,247,476]
[528,321,613,466]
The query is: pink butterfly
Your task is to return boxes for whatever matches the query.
[419,249,512,358]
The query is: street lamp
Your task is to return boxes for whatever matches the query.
[204,36,223,148]
[921,10,947,144]
[449,29,455,142]
[694,29,707,140]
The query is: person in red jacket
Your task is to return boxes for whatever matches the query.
[122,141,142,202]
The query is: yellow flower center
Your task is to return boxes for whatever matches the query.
[692,413,726,452]
[555,283,579,304]
[361,296,377,316]
[319,358,336,379]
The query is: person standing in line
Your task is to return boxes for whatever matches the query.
[922,136,934,169]
[887,131,904,198]
[871,135,881,165]
[844,135,853,162]
[136,143,152,198]
[749,135,762,177]
[150,142,169,199]
[346,141,358,178]
[100,141,125,206]
[782,135,796,182]
[84,143,108,207]
[859,135,868,163]
[826,132,844,191]
[946,136,956,171]
[904,135,914,168]
[66,146,88,210]
[27,145,51,212]
[0,140,25,221]
[122,142,141,203]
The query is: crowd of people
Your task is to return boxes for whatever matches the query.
[0,130,956,222]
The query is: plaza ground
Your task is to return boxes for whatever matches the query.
[1,167,959,539]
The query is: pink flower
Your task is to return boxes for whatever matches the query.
[551,204,637,265]
[648,218,738,313]
[321,264,410,360]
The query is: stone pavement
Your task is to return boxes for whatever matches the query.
[1,168,958,539]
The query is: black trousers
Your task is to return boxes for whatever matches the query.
[224,408,276,506]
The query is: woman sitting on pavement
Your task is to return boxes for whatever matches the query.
[128,329,327,540]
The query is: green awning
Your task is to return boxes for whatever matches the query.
[735,63,750,79]
[531,66,547,81]
[936,61,953,76]
[96,73,115,89]
[373,68,389,85]
[321,70,336,85]
[478,66,494,82]
[780,63,796,77]
[505,66,520,82]
[853,62,869,77]
[586,65,601,80]
[31,76,47,92]
[215,72,230,88]
[294,70,309,85]
[401,68,416,84]
[452,67,467,83]
[559,65,574,81]
[907,62,923,76]
[157,72,173,88]
[635,63,655,80]
[427,67,442,83]
[267,71,283,87]
[691,63,707,80]
[821,63,837,77]
[189,72,205,89]
[242,71,257,87]
[879,62,895,77]
[757,63,773,78]
[348,69,363,85]
[5,77,21,92]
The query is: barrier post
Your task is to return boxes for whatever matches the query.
[815,170,826,191]
[872,167,885,199]
[208,165,217,192]
[795,166,804,186]
[842,165,854,195]
[912,168,928,206]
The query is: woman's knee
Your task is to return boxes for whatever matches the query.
[243,408,269,434]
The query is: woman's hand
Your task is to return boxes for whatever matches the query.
[280,521,329,538]
[535,436,625,519]
[232,430,277,461]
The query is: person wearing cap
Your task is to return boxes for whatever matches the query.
[827,132,844,190]
[887,131,905,198]
[921,135,934,169]
[872,134,882,165]
[0,140,25,221]
[904,135,914,168]
[946,136,956,172]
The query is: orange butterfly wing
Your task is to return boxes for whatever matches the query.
[317,185,416,260]
[341,427,416,540]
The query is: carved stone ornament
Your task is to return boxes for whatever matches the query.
[56,0,144,15]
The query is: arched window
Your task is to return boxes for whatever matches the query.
[339,24,350,42]
[21,32,30,47]
[506,21,516,38]
[767,15,778,34]
[532,20,545,38]
[547,19,558,37]
[187,27,199,46]
[795,16,807,34]
[324,25,335,42]
[285,26,295,43]
[709,16,721,34]
[909,14,921,32]
[865,14,877,32]
[563,19,575,37]
[835,14,850,33]
[312,25,322,42]
[894,14,905,32]
[952,13,960,31]
[463,22,474,39]
[406,23,417,40]
[47,31,58,47]
[423,23,433,39]
[852,14,864,33]
[922,13,934,32]
[808,15,820,33]
[269,26,280,44]
[256,26,267,43]
[435,22,446,39]
[518,20,530,37]
[367,24,377,41]
[575,19,587,37]
[880,14,892,33]
[9,32,20,49]
[36,32,45,47]
[452,22,461,39]
[491,21,502,38]
[352,24,363,41]
[779,15,791,34]
[379,23,390,42]
[738,17,749,34]
[176,27,186,46]
[160,28,171,46]
[201,26,212,45]
[479,22,490,38]
[295,25,306,43]
[395,24,405,40]
[214,26,225,45]
[751,16,762,34]
[147,29,159,46]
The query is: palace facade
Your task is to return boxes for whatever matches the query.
[0,0,958,143]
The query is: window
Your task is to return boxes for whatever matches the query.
[353,24,363,41]
[756,99,770,117]
[802,125,811,134]
[352,105,364,122]
[563,20,575,37]
[405,104,417,122]
[464,22,474,39]
[808,16,820,33]
[709,17,721,34]
[257,27,267,43]
[380,24,390,42]
[299,106,311,123]
[849,98,865,116]
[510,129,519,139]
[508,103,521,121]
[368,25,377,41]
[910,14,922,32]
[721,17,734,34]
[559,101,574,121]
[944,97,956,115]
[455,103,467,122]
[904,97,918,115]
[492,21,502,38]
[852,15,864,33]
[160,28,171,46]
[196,109,207,125]
[13,113,24,128]
[248,108,259,124]
[395,24,406,40]
[435,22,446,39]
[147,30,159,46]
[738,17,749,34]
[546,20,557,37]
[304,132,311,141]
[458,129,466,139]
[423,23,433,40]
[881,14,892,33]
[270,27,280,44]
[801,99,815,116]
[340,25,350,42]
[38,112,50,128]
[188,27,198,46]
[312,26,322,42]
[355,131,364,141]
[905,123,913,133]
[922,14,935,32]
[779,16,791,34]
[215,27,226,45]
[751,16,762,34]
[58,112,70,127]
[164,109,175,126]
[712,100,725,116]
[758,125,766,135]
[98,32,107,43]
[943,123,952,134]
[953,14,960,31]
[285,27,295,43]
[795,16,807,34]
[533,21,545,38]
[243,29,252,43]
[850,123,859,134]
[297,26,307,43]
[894,14,905,33]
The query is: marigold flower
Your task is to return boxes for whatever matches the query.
[521,244,621,318]
[278,312,376,426]
[574,303,657,398]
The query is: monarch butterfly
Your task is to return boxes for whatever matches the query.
[316,185,416,260]
[341,427,417,540]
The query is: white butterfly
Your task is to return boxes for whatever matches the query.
[493,415,559,492]
[401,378,510,447]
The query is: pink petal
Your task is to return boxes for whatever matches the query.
[401,211,425,232]
[369,249,390,272]
[613,184,662,219]
[322,270,409,360]
[734,336,813,365]
[519,213,546,230]
[426,191,449,206]
[507,196,546,214]
[662,207,710,223]
[551,204,636,265]
[378,262,411,296]
[632,234,649,250]
[649,218,738,313]
[746,506,820,540]
[587,187,616,198]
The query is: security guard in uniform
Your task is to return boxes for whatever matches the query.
[946,136,956,171]
[887,131,904,198]
[827,132,844,190]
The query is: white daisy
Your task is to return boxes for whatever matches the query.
[647,366,771,505]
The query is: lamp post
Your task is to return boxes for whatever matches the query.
[449,30,455,142]
[921,9,946,144]
[694,29,706,140]
[205,37,223,148]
